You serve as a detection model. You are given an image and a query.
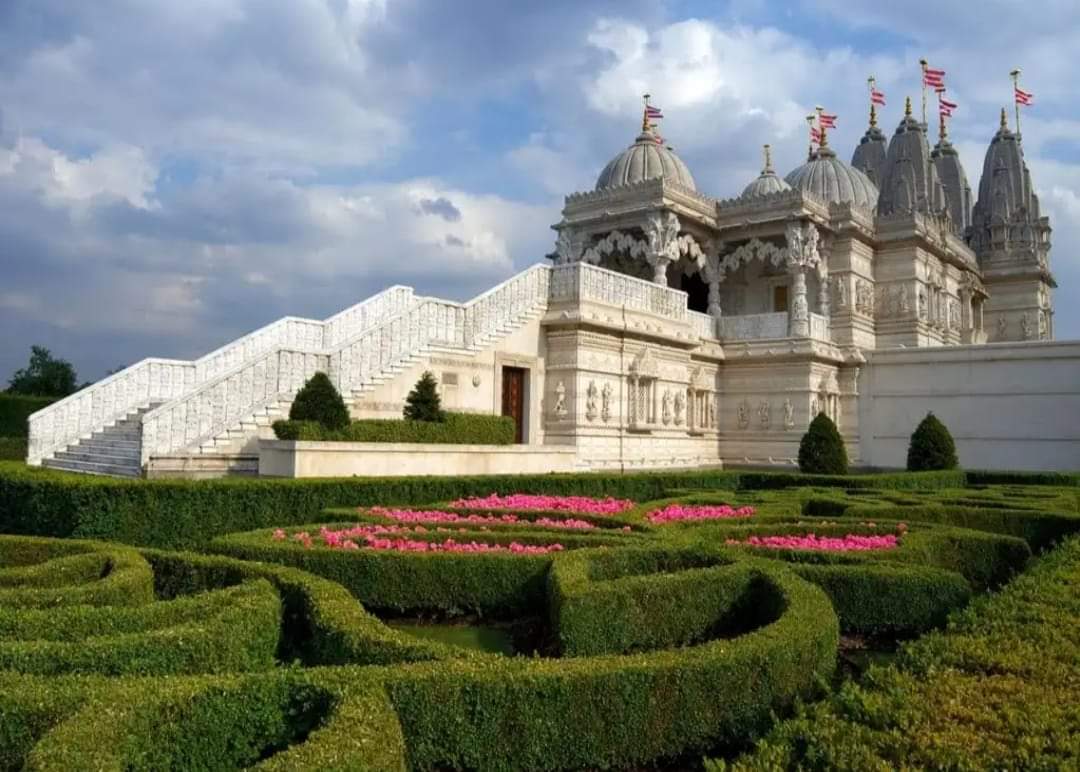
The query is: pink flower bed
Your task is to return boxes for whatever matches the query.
[448,493,635,515]
[367,507,596,530]
[647,504,755,524]
[726,533,900,552]
[272,526,564,555]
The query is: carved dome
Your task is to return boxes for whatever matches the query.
[741,144,792,199]
[784,145,879,210]
[595,128,697,191]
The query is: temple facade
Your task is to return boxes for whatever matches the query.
[27,96,1072,477]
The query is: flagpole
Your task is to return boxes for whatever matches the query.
[805,114,816,160]
[1010,69,1022,138]
[642,93,650,132]
[868,76,877,127]
[938,92,946,143]
[815,105,826,147]
[919,59,928,126]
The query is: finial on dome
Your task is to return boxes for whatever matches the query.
[762,144,773,174]
[939,111,947,143]
[642,93,651,133]
[1000,107,1008,130]
[868,76,878,128]
[905,96,912,117]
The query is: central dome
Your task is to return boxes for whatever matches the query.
[595,129,696,191]
[784,145,879,210]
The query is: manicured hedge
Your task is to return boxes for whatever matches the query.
[965,469,1080,487]
[714,535,1080,770]
[142,549,467,666]
[0,394,55,438]
[550,547,763,656]
[384,564,838,770]
[210,524,628,616]
[802,497,1080,551]
[0,462,985,550]
[25,672,408,772]
[274,411,516,445]
[0,538,153,610]
[0,581,280,677]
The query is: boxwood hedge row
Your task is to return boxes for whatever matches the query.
[273,411,516,445]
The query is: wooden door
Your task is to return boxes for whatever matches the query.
[501,367,526,443]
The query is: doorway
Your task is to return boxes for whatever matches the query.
[501,367,527,443]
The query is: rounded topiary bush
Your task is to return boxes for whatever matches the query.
[289,372,350,430]
[798,413,848,475]
[907,412,959,471]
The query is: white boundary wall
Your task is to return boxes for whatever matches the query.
[858,341,1080,472]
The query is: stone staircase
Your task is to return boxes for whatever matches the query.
[42,404,162,478]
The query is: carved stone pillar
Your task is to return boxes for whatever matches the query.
[817,269,830,319]
[790,270,810,336]
[643,210,682,287]
[703,246,725,318]
[784,220,820,338]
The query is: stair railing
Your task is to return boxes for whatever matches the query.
[27,285,414,466]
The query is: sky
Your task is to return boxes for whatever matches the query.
[1,0,1078,382]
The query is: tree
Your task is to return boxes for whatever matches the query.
[906,412,959,471]
[7,346,79,397]
[798,413,849,475]
[403,371,445,422]
[288,372,350,430]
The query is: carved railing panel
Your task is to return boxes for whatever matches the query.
[688,310,718,340]
[550,263,689,322]
[719,312,790,341]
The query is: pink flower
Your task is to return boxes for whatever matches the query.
[366,507,597,530]
[272,529,286,540]
[647,504,756,524]
[447,494,634,515]
[728,533,900,552]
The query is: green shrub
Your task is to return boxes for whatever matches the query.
[273,412,515,444]
[798,413,848,475]
[907,412,959,471]
[0,394,55,438]
[287,372,349,430]
[403,370,445,422]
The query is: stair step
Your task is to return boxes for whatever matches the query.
[43,458,141,478]
[56,449,141,465]
[76,439,140,452]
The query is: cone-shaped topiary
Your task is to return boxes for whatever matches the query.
[907,412,959,471]
[798,412,849,475]
[288,372,350,430]
[403,371,445,422]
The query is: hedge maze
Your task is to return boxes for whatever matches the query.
[0,466,1078,770]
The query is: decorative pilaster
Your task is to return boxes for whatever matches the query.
[703,244,725,318]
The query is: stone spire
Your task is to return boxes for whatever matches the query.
[876,96,947,217]
[852,103,888,187]
[931,106,973,234]
[969,107,1050,267]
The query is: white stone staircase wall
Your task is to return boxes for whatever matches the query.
[138,264,553,467]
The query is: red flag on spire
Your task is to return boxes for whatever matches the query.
[871,88,886,106]
[939,97,957,117]
[645,105,664,119]
[923,67,945,88]
[819,113,837,129]
[1015,87,1033,106]
[810,127,824,144]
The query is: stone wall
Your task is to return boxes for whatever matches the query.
[858,341,1080,471]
